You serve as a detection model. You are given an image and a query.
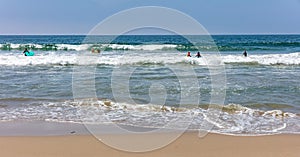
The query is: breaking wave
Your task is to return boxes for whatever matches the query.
[0,51,299,66]
[0,99,299,135]
[1,41,299,52]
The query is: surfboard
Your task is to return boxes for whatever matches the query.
[25,51,35,56]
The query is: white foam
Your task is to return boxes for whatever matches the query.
[1,43,178,51]
[0,54,78,66]
[56,44,90,51]
[0,99,299,135]
[0,51,300,66]
[101,44,177,51]
[222,52,300,65]
[10,44,21,49]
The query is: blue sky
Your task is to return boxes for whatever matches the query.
[0,0,300,34]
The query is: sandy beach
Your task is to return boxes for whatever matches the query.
[1,0,300,157]
[0,133,299,157]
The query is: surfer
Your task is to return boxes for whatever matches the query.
[243,50,248,57]
[196,51,202,58]
[23,48,29,56]
[91,48,100,53]
[187,51,191,57]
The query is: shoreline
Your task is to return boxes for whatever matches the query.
[0,121,299,137]
[1,121,299,137]
[0,132,299,157]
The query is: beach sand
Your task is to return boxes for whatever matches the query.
[0,133,299,157]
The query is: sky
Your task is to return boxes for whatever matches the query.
[0,0,300,35]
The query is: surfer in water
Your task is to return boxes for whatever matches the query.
[91,48,101,53]
[187,51,191,57]
[243,50,248,57]
[23,48,29,56]
[196,51,202,58]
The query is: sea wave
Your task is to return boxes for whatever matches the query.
[0,52,300,66]
[0,43,179,51]
[1,42,298,52]
[0,99,299,135]
[221,52,300,65]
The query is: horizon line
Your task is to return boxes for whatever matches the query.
[1,33,300,36]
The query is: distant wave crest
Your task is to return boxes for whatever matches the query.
[2,41,300,52]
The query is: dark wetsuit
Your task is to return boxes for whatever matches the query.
[243,51,247,57]
[23,49,29,56]
[196,52,201,58]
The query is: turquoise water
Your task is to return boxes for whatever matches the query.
[0,35,299,135]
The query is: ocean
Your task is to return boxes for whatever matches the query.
[0,35,299,135]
